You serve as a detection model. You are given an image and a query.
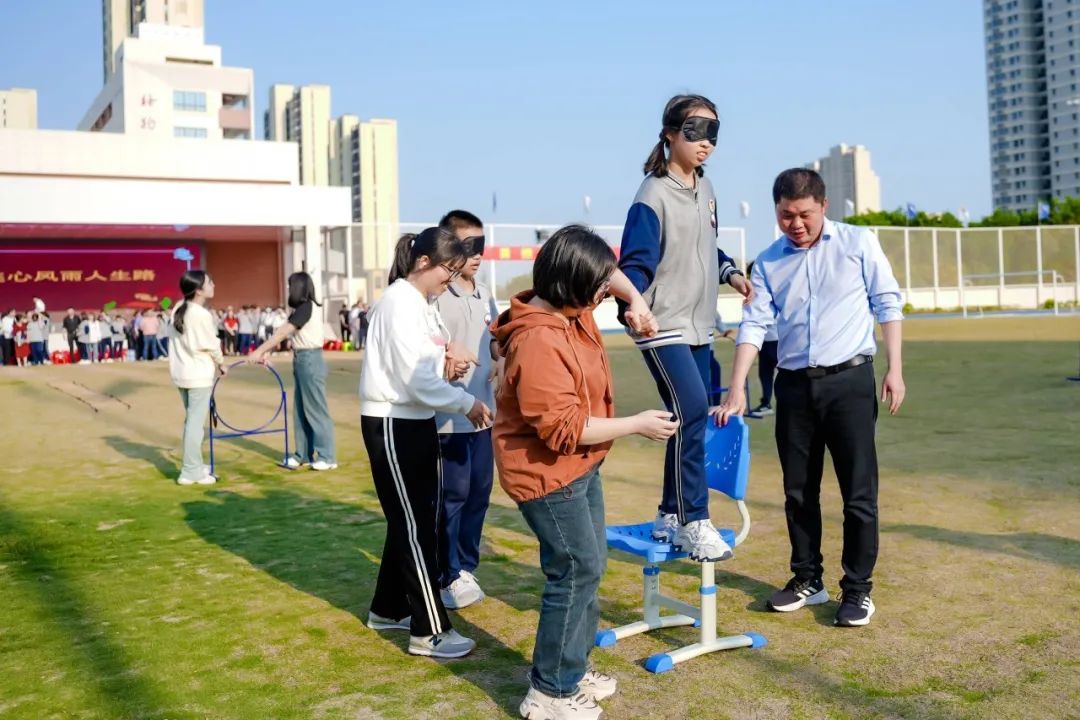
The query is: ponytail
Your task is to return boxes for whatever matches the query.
[174,270,209,334]
[642,132,669,177]
[387,227,468,285]
[389,233,417,284]
[643,93,718,178]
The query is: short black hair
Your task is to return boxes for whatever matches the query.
[532,224,617,309]
[287,272,321,309]
[439,209,484,233]
[772,168,827,205]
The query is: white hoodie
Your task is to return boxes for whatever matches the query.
[360,279,474,419]
[169,302,224,389]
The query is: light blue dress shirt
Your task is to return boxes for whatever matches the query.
[737,220,903,370]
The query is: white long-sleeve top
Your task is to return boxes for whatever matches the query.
[169,301,225,389]
[360,279,474,419]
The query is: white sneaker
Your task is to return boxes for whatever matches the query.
[651,510,679,542]
[441,575,485,609]
[578,670,617,702]
[519,687,602,719]
[459,569,485,594]
[283,456,306,470]
[408,628,475,658]
[195,473,217,485]
[674,520,734,562]
[366,611,411,631]
[176,477,196,486]
[311,460,338,471]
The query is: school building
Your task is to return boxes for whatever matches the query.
[0,128,351,315]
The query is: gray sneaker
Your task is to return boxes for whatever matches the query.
[408,629,475,658]
[366,611,411,631]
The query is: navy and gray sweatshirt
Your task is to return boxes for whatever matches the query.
[617,172,740,349]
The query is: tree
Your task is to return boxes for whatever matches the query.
[845,196,1080,228]
[844,208,962,227]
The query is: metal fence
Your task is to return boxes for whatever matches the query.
[340,222,1080,314]
[868,225,1080,313]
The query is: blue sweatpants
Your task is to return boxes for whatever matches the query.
[642,343,713,524]
[438,429,494,587]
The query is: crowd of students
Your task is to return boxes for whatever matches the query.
[30,90,905,720]
[0,303,308,368]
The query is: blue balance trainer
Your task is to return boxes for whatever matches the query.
[596,416,767,672]
[208,361,291,476]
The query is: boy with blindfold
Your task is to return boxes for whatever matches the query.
[617,93,754,563]
[433,209,500,610]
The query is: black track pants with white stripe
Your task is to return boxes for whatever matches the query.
[362,415,451,637]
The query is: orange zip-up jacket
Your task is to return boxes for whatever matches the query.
[491,291,615,504]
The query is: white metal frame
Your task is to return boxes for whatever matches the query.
[595,500,765,673]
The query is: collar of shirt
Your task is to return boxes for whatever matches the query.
[782,219,836,253]
[446,279,481,300]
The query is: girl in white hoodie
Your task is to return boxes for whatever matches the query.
[169,271,226,485]
[359,226,492,660]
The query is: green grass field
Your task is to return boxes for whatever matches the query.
[1,317,1078,719]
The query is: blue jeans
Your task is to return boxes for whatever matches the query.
[518,467,606,698]
[641,343,712,523]
[293,349,336,464]
[177,386,212,481]
[30,342,45,365]
[438,430,494,586]
[142,335,159,361]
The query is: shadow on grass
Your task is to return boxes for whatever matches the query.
[0,503,176,718]
[182,488,531,716]
[884,523,1080,571]
[104,435,178,480]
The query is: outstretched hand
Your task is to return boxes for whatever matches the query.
[730,273,754,305]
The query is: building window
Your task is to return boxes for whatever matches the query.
[173,90,207,112]
[174,126,208,138]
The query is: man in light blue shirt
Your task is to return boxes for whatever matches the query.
[718,168,906,628]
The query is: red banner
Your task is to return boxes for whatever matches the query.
[0,243,203,311]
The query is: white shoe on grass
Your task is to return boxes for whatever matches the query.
[283,456,306,469]
[674,519,734,562]
[408,629,475,658]
[519,686,602,719]
[311,460,338,471]
[459,569,485,595]
[441,575,485,609]
[578,670,617,702]
[366,611,411,631]
[176,477,196,486]
[195,473,217,485]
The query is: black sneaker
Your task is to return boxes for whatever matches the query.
[767,577,829,612]
[834,590,875,627]
[752,404,775,416]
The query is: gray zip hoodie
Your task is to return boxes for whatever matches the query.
[618,173,740,348]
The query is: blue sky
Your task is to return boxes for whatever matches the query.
[1,1,991,252]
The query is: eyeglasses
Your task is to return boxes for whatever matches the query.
[593,278,612,303]
[440,264,462,281]
[680,117,719,146]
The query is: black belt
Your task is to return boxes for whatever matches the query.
[780,354,872,379]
